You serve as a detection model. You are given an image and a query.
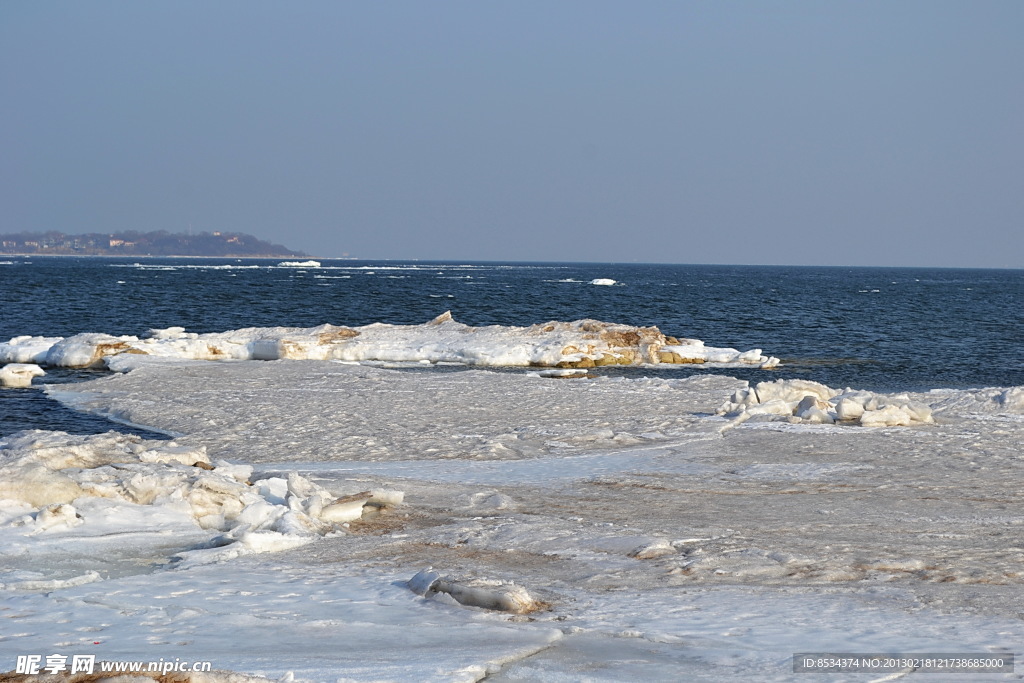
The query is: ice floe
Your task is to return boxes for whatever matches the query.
[0,312,780,369]
[0,363,44,388]
[659,339,779,366]
[0,336,61,364]
[718,378,935,427]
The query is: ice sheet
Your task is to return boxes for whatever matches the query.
[0,556,561,682]
[260,445,720,487]
[3,360,1022,680]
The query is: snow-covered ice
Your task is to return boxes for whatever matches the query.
[0,313,780,370]
[717,378,935,427]
[0,337,61,365]
[0,429,407,577]
[409,568,544,614]
[2,357,1023,680]
[0,363,44,388]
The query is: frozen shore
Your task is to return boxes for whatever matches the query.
[1,358,1023,680]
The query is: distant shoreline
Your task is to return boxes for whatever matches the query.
[0,230,305,259]
[0,253,306,259]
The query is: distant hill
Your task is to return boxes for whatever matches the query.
[0,230,306,257]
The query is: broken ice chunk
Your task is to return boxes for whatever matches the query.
[0,363,45,388]
[318,492,372,524]
[408,568,544,614]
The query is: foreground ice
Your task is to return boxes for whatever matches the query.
[0,312,780,370]
[0,430,405,580]
[0,558,560,682]
[2,360,1023,680]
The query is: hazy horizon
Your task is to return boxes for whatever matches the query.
[2,2,1021,269]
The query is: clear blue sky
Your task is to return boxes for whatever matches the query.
[2,1,1021,267]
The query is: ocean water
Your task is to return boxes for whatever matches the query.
[1,257,1021,436]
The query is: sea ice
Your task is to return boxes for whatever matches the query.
[45,333,145,368]
[409,568,543,614]
[0,430,405,566]
[996,386,1024,411]
[659,339,780,368]
[0,362,45,388]
[718,378,934,427]
[0,336,61,364]
[3,357,1022,681]
[1,313,780,370]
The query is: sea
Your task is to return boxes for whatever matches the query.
[1,256,1021,437]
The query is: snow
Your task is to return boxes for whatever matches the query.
[1,313,780,370]
[2,359,1023,680]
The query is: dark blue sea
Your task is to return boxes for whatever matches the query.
[1,257,1021,437]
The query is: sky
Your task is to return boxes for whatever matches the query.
[1,1,1021,267]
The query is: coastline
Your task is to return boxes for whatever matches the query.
[1,253,306,260]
